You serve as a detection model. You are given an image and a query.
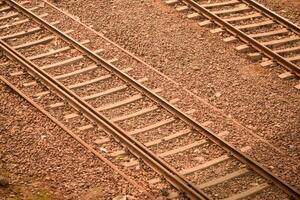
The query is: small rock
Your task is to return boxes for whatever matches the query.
[113,196,127,200]
[135,165,140,170]
[192,66,200,70]
[274,123,281,128]
[194,156,205,162]
[215,92,222,98]
[94,139,103,145]
[250,182,259,186]
[0,178,9,188]
[79,182,85,187]
[161,188,169,197]
[99,147,107,153]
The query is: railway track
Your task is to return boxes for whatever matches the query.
[0,0,299,199]
[165,0,300,89]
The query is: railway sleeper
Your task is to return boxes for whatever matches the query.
[262,36,300,48]
[223,12,262,23]
[81,77,147,101]
[274,45,300,54]
[13,35,56,50]
[201,0,240,9]
[187,12,200,20]
[129,116,176,136]
[235,35,298,53]
[96,93,144,112]
[67,64,127,90]
[0,6,37,21]
[261,55,300,67]
[0,21,60,40]
[278,71,296,80]
[248,45,300,61]
[110,129,192,158]
[200,13,263,27]
[51,87,162,110]
[111,105,159,123]
[0,13,48,30]
[28,39,90,60]
[55,58,118,81]
[23,81,37,87]
[9,70,24,76]
[152,169,260,198]
[180,145,251,176]
[0,0,28,12]
[35,65,128,100]
[211,4,251,16]
[176,5,189,12]
[148,155,231,187]
[40,48,103,70]
[110,98,180,123]
[197,168,250,189]
[24,59,120,92]
[235,20,274,31]
[111,117,207,159]
[77,124,94,131]
[222,183,270,200]
[165,0,178,6]
[123,127,231,170]
[214,19,274,34]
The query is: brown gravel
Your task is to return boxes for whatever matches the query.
[2,0,300,197]
[0,81,148,199]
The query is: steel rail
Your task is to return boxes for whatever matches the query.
[0,36,209,200]
[180,0,300,77]
[4,0,300,198]
[242,0,300,35]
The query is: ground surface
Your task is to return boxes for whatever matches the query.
[0,81,145,200]
[1,0,299,199]
[52,0,300,162]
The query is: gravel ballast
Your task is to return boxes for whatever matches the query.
[1,0,299,197]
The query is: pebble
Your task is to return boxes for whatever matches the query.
[0,178,9,188]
